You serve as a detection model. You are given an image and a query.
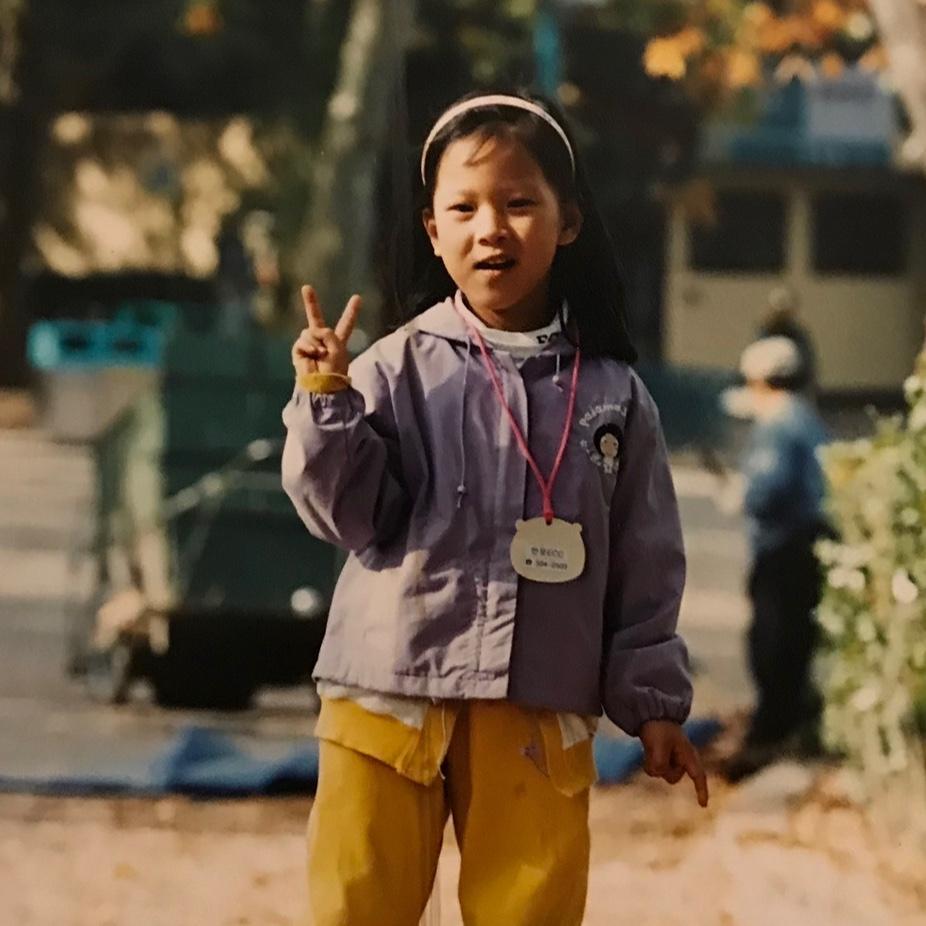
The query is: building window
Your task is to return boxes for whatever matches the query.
[811,192,907,276]
[689,191,786,273]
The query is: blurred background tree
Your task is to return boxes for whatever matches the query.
[0,0,349,383]
[638,1,883,99]
[289,0,414,336]
[1,0,919,382]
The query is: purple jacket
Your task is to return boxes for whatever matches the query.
[281,295,692,735]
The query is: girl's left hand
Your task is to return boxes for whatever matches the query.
[639,719,710,808]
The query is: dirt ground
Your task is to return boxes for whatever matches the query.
[3,733,926,926]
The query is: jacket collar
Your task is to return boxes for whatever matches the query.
[405,292,577,356]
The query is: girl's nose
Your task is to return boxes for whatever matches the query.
[476,207,508,244]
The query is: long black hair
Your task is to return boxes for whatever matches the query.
[389,89,637,363]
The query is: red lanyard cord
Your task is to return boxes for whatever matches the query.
[461,315,581,525]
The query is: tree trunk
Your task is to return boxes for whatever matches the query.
[0,0,24,104]
[289,0,414,339]
[868,0,926,174]
[0,0,46,386]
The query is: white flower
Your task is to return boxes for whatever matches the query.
[900,508,920,527]
[862,497,886,522]
[857,617,877,642]
[828,567,848,589]
[879,446,902,468]
[903,374,922,398]
[827,662,850,689]
[850,684,880,712]
[842,544,874,570]
[828,566,867,591]
[885,689,911,722]
[817,607,844,636]
[886,749,909,773]
[908,404,926,432]
[846,570,866,593]
[891,569,919,604]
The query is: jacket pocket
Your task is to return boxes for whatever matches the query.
[534,712,599,797]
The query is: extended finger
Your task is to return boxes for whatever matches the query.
[301,285,327,329]
[334,294,362,344]
[681,749,709,807]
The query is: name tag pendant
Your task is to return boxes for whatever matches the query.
[510,517,586,584]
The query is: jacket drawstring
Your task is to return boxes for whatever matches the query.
[553,350,564,391]
[456,335,471,509]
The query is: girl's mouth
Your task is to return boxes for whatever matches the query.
[474,258,517,271]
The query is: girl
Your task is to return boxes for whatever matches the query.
[283,90,708,926]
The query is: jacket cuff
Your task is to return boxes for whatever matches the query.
[603,684,692,738]
[283,385,364,428]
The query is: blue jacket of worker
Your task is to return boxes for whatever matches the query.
[742,395,828,556]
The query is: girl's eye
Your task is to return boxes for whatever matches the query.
[509,198,536,208]
[449,203,474,213]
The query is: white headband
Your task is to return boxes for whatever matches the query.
[419,94,576,184]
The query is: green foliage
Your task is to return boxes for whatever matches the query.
[816,348,926,780]
[581,0,741,40]
[10,0,341,121]
[412,0,536,100]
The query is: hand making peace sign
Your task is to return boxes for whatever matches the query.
[291,284,362,378]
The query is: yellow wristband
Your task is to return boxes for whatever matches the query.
[298,372,352,394]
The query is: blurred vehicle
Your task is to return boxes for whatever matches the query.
[29,304,336,709]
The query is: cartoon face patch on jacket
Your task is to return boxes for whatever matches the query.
[577,401,627,477]
[593,424,622,475]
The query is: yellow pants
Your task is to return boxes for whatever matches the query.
[306,698,596,926]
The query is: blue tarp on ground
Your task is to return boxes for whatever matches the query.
[0,718,723,798]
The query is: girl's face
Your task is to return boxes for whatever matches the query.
[423,133,581,329]
[599,432,619,459]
